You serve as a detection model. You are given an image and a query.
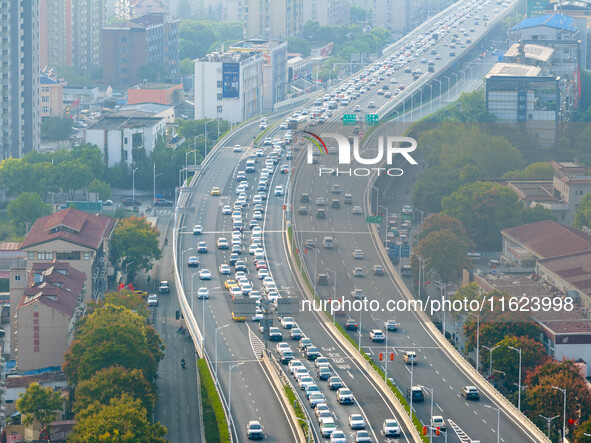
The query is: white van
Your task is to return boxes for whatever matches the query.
[323,237,334,249]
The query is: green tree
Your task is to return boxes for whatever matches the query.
[41,117,74,141]
[575,416,591,441]
[434,90,496,122]
[110,216,161,280]
[419,213,473,249]
[69,394,167,443]
[491,336,548,387]
[502,162,554,179]
[63,304,165,386]
[350,5,367,23]
[54,65,93,87]
[416,229,470,284]
[74,366,156,416]
[56,160,93,200]
[16,383,63,440]
[88,179,113,201]
[522,204,556,224]
[442,181,524,250]
[88,290,149,318]
[467,320,542,353]
[574,193,591,228]
[178,57,195,76]
[288,37,312,56]
[138,64,170,82]
[450,283,483,319]
[7,192,51,236]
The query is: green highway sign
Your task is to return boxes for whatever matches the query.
[366,114,379,125]
[343,114,357,125]
[366,215,383,224]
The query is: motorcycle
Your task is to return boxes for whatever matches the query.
[181,358,186,369]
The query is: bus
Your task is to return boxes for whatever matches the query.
[288,115,308,131]
[401,205,413,223]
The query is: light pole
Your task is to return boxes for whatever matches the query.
[124,261,134,284]
[539,414,559,439]
[466,312,480,373]
[409,357,415,423]
[228,361,244,426]
[295,417,311,443]
[153,163,163,206]
[132,167,138,207]
[434,79,442,108]
[413,255,431,301]
[204,119,217,158]
[443,76,450,103]
[484,405,500,443]
[326,268,337,325]
[423,386,434,442]
[181,248,193,285]
[185,149,196,185]
[370,185,379,216]
[377,204,389,244]
[482,345,500,381]
[552,386,567,441]
[215,324,229,384]
[508,346,522,411]
[190,271,199,312]
[374,316,390,383]
[358,309,362,353]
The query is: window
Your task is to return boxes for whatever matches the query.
[83,252,91,260]
[14,275,20,281]
[41,96,48,103]
[41,87,49,93]
[217,93,222,101]
[42,107,49,113]
[217,106,223,113]
[56,251,81,260]
[28,252,34,260]
[37,252,53,260]
[217,81,222,88]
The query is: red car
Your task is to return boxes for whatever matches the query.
[255,260,267,270]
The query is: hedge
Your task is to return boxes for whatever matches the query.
[197,359,231,443]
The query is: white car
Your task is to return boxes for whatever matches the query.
[257,269,269,279]
[222,205,232,215]
[382,419,401,436]
[430,415,446,431]
[252,309,263,322]
[193,224,203,235]
[281,317,295,329]
[147,294,158,306]
[219,264,231,275]
[253,210,263,220]
[197,287,209,299]
[349,414,366,430]
[199,269,212,280]
[233,144,242,152]
[274,185,284,196]
[275,342,291,354]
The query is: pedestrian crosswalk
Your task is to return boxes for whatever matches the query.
[248,326,265,358]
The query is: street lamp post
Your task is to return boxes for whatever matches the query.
[377,204,389,244]
[326,269,337,325]
[508,346,522,411]
[409,357,415,422]
[434,79,442,108]
[423,386,434,442]
[482,345,500,381]
[124,261,134,284]
[228,362,244,426]
[484,405,500,443]
[132,167,138,208]
[153,163,164,207]
[294,417,311,443]
[466,312,480,373]
[552,386,567,441]
[190,271,199,312]
[215,324,229,384]
[539,414,560,439]
[181,248,193,285]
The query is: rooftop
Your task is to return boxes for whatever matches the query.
[511,13,579,33]
[502,220,591,259]
[129,82,182,90]
[20,208,116,251]
[485,62,542,78]
[200,51,262,63]
[6,371,67,389]
[104,12,178,30]
[87,116,165,131]
[504,43,555,63]
[19,261,86,317]
[504,180,555,202]
[538,250,591,296]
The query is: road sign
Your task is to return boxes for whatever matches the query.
[401,245,410,258]
[156,193,162,198]
[388,244,400,258]
[366,114,379,125]
[366,215,383,224]
[343,114,357,126]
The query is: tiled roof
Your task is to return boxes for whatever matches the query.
[18,261,86,317]
[511,14,579,32]
[20,208,116,251]
[502,220,591,259]
[5,371,67,389]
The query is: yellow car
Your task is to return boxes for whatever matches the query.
[224,279,238,290]
[210,187,221,196]
[232,312,246,322]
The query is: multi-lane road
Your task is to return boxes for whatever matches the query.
[170,0,549,441]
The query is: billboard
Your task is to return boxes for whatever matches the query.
[222,62,240,98]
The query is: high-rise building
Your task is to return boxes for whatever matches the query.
[302,0,351,26]
[102,13,180,87]
[241,0,303,39]
[72,0,107,74]
[1,0,41,158]
[39,0,72,69]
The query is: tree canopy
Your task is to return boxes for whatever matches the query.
[68,394,167,443]
[179,20,242,60]
[74,365,156,416]
[7,192,51,236]
[442,181,524,250]
[502,162,554,179]
[16,383,63,438]
[109,216,161,280]
[417,229,470,284]
[63,304,164,386]
[419,213,473,249]
[41,117,74,141]
[574,193,591,228]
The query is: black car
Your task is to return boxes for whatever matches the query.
[305,346,320,360]
[122,198,142,206]
[229,253,240,266]
[331,199,340,209]
[298,206,309,215]
[316,209,326,219]
[328,376,343,390]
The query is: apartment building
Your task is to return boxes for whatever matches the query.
[102,13,180,87]
[241,0,303,39]
[40,74,64,119]
[302,0,351,26]
[0,0,41,158]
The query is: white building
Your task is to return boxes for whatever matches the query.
[84,116,166,167]
[195,51,264,123]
